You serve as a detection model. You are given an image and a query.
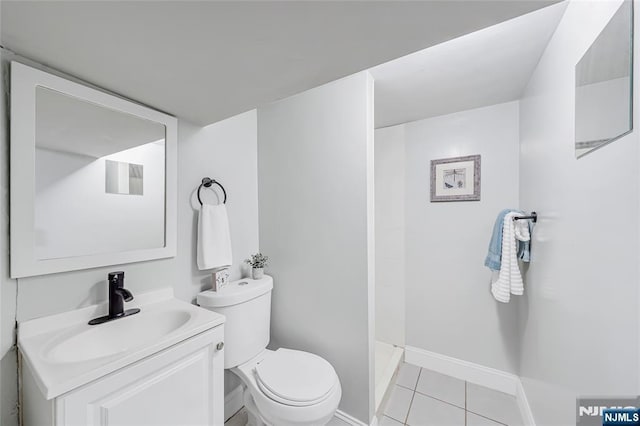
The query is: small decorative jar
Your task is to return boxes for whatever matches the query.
[246,253,269,280]
[252,267,264,280]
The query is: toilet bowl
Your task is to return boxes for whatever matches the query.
[232,348,341,426]
[197,276,341,426]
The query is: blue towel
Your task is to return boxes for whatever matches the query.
[485,209,512,271]
[484,209,531,271]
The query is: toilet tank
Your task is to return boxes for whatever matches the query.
[197,276,273,368]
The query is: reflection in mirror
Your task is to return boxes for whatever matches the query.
[106,161,144,195]
[575,0,633,158]
[35,87,166,260]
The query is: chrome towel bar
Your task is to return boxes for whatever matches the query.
[513,212,537,223]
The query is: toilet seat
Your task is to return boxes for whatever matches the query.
[254,349,338,407]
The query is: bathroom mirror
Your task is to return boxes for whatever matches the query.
[575,0,634,158]
[10,62,177,277]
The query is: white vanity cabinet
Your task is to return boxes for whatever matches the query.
[23,325,224,426]
[18,291,226,426]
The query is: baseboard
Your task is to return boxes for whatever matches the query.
[334,409,377,426]
[516,380,536,426]
[405,345,518,395]
[404,346,536,425]
[224,385,244,422]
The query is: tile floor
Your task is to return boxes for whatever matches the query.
[381,362,523,426]
[225,362,523,426]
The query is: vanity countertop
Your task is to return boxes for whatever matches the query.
[18,288,225,399]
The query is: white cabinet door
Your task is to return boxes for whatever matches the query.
[56,327,224,426]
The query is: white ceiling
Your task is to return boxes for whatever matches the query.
[2,1,558,126]
[370,1,567,128]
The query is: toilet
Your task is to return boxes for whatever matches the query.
[197,276,341,426]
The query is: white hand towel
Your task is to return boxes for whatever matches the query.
[491,212,524,302]
[514,218,530,242]
[197,203,233,271]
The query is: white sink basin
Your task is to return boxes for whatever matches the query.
[44,309,192,364]
[18,289,225,399]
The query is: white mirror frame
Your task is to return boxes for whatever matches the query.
[10,62,177,278]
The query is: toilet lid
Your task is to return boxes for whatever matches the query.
[255,349,338,406]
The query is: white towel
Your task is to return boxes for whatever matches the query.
[514,217,530,243]
[197,203,232,271]
[491,212,524,303]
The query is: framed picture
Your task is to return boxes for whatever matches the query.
[212,268,230,292]
[430,155,481,202]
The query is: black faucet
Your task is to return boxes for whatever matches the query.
[89,271,141,325]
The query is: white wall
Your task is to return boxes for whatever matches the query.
[404,101,521,374]
[375,125,405,347]
[518,1,639,424]
[0,49,20,426]
[174,111,258,302]
[176,111,259,402]
[258,72,375,424]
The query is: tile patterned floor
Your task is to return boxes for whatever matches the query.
[380,362,523,426]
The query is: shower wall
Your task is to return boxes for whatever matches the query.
[403,101,521,374]
[375,125,406,347]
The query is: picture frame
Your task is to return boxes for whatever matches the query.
[212,268,230,292]
[430,155,481,202]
